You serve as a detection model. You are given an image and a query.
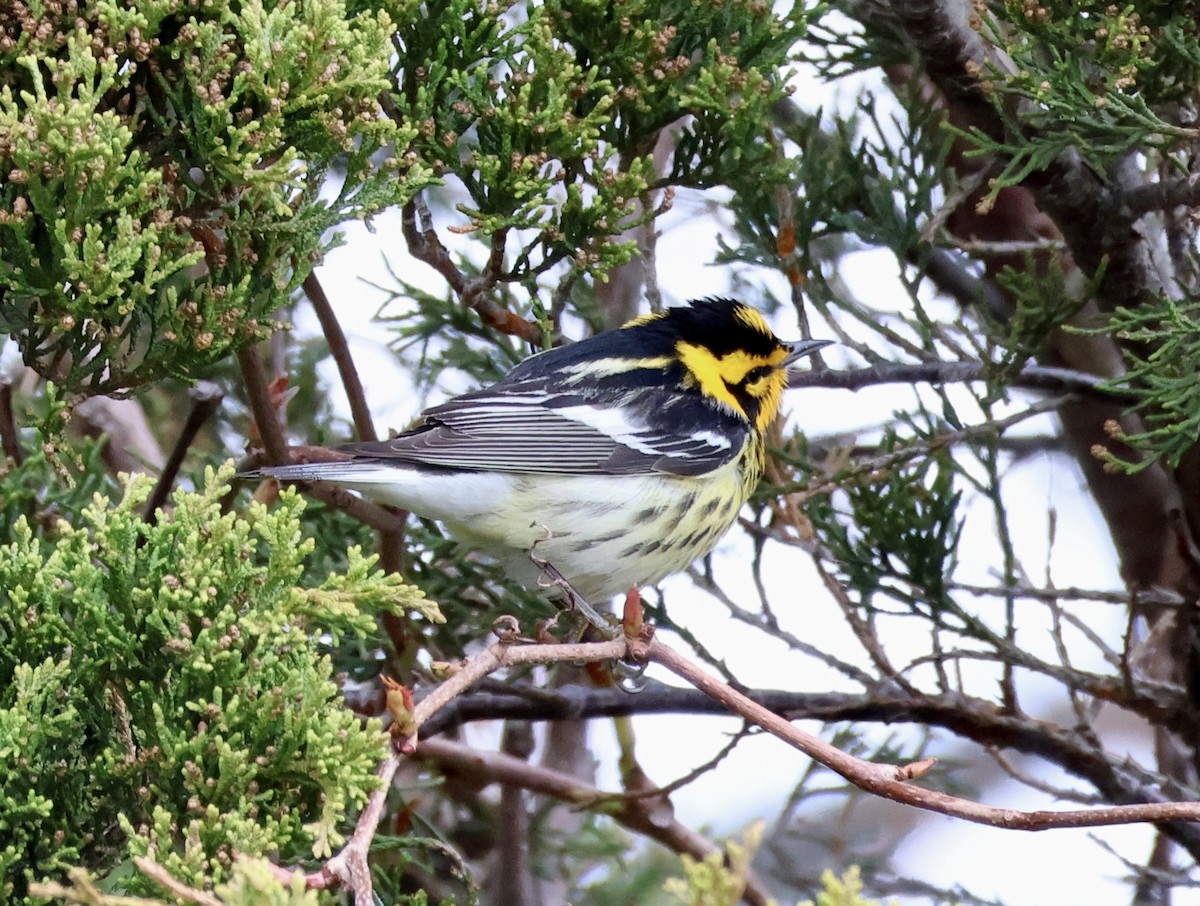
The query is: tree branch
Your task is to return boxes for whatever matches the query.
[402,195,544,344]
[0,380,22,465]
[237,344,289,465]
[1123,171,1200,218]
[418,736,775,906]
[789,360,1135,403]
[144,381,223,524]
[268,612,1200,903]
[302,271,376,443]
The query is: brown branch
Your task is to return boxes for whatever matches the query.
[144,381,223,524]
[645,636,1200,832]
[268,618,1200,902]
[494,721,536,906]
[685,565,879,687]
[421,679,1200,853]
[302,271,376,443]
[263,751,404,903]
[133,858,222,906]
[399,628,633,753]
[237,344,288,465]
[418,736,775,906]
[1123,170,1200,218]
[74,395,166,475]
[300,272,409,576]
[238,449,408,533]
[401,195,544,344]
[0,380,21,465]
[411,628,1200,836]
[788,360,1135,403]
[400,195,466,295]
[813,556,918,696]
[790,394,1082,502]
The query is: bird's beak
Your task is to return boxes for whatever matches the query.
[782,338,833,366]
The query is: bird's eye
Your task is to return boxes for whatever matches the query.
[744,364,772,384]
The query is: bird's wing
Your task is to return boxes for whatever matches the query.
[338,379,747,477]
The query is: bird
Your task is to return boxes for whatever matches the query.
[244,298,829,613]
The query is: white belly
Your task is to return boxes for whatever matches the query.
[331,464,746,604]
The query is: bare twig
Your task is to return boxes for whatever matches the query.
[685,564,879,688]
[813,557,918,695]
[300,271,409,576]
[273,478,408,534]
[790,394,1082,501]
[413,628,1200,833]
[986,746,1102,805]
[0,380,21,465]
[788,360,1134,403]
[267,618,1200,903]
[144,381,223,523]
[401,196,544,344]
[947,237,1069,255]
[399,629,633,753]
[948,580,1182,607]
[74,395,166,475]
[644,636,1200,831]
[133,858,222,906]
[30,868,166,905]
[494,721,536,906]
[302,271,376,443]
[400,195,466,295]
[237,344,289,465]
[1124,171,1200,218]
[418,736,775,906]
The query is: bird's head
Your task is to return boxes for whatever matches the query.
[628,298,830,431]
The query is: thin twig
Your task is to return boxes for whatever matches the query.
[948,580,1181,607]
[418,736,775,906]
[813,557,918,695]
[302,271,376,443]
[237,344,289,464]
[791,394,1080,501]
[133,858,222,906]
[280,478,409,534]
[401,196,466,295]
[144,382,223,523]
[264,619,1200,904]
[0,380,21,465]
[300,271,409,575]
[400,630,633,752]
[685,564,878,687]
[986,747,1102,805]
[263,753,404,902]
[645,636,1200,831]
[496,720,536,906]
[948,237,1069,255]
[789,360,1134,403]
[402,195,544,344]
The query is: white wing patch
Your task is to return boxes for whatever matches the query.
[688,429,732,450]
[552,404,663,456]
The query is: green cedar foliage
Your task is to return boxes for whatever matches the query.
[0,463,441,903]
[0,0,432,394]
[390,0,810,288]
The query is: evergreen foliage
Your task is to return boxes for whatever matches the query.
[0,463,439,902]
[0,0,431,393]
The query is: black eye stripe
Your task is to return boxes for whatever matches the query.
[744,365,772,383]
